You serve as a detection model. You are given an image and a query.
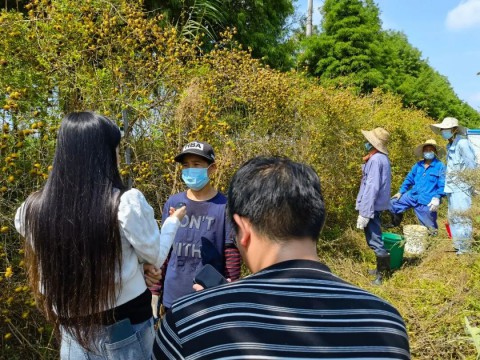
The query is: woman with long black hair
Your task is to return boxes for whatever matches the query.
[15,112,185,359]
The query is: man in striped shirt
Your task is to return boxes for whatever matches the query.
[153,156,410,359]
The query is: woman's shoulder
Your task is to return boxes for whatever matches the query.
[120,188,144,199]
[117,188,158,231]
[14,191,42,236]
[118,188,151,211]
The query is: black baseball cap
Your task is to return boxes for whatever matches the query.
[174,141,216,163]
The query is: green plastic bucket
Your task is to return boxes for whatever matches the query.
[382,232,405,270]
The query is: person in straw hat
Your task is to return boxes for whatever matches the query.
[388,139,446,234]
[355,127,391,285]
[430,117,477,254]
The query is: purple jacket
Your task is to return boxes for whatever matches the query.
[356,152,391,218]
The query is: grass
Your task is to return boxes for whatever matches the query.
[323,224,480,359]
[2,216,480,359]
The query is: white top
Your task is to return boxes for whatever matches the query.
[15,188,179,308]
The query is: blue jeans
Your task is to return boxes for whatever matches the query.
[390,191,438,229]
[447,191,473,254]
[364,211,388,256]
[60,318,154,360]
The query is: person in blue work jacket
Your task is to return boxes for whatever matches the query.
[431,117,477,254]
[389,139,446,235]
[356,127,391,285]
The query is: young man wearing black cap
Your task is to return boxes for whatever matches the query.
[147,141,241,314]
[152,156,410,360]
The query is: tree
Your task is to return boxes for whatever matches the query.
[380,31,480,126]
[145,0,296,70]
[145,0,224,42]
[298,1,480,125]
[299,0,384,93]
[380,31,423,92]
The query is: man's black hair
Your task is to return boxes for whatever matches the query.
[227,156,326,241]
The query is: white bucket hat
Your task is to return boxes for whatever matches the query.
[414,139,445,158]
[361,127,389,155]
[430,117,466,135]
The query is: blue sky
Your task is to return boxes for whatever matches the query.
[296,0,480,115]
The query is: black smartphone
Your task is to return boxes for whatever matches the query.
[175,202,186,210]
[194,264,228,289]
[107,318,135,343]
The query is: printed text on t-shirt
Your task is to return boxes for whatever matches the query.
[180,215,215,230]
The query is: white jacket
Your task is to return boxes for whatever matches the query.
[15,188,179,308]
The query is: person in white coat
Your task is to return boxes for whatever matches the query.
[15,112,185,359]
[430,117,477,254]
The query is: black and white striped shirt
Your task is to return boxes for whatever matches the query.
[153,259,410,359]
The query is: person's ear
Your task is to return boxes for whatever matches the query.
[207,163,216,176]
[233,214,251,248]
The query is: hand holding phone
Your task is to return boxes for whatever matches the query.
[194,264,228,289]
[175,202,186,210]
[169,202,186,221]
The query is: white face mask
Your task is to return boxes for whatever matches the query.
[423,152,435,160]
[441,129,453,140]
[181,165,211,191]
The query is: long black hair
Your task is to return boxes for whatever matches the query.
[23,112,126,348]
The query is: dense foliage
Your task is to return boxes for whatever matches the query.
[299,0,384,93]
[381,31,480,127]
[145,0,296,69]
[3,0,479,126]
[0,1,479,359]
[299,0,480,127]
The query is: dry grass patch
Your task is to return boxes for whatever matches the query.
[322,227,480,359]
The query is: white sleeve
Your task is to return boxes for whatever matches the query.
[117,189,179,268]
[14,202,26,237]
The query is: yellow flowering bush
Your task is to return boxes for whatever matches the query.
[0,0,470,358]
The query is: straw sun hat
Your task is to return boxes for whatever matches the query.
[430,117,466,135]
[414,139,445,158]
[361,127,390,154]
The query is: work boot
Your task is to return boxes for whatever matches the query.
[372,254,391,286]
[368,257,379,278]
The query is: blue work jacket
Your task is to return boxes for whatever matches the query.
[356,152,391,218]
[399,157,446,205]
[445,136,477,193]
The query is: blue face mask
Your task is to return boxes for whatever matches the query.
[423,152,435,160]
[364,142,373,152]
[441,129,453,140]
[182,167,210,191]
